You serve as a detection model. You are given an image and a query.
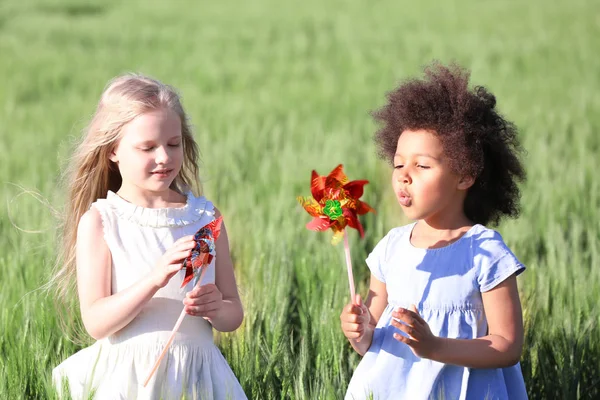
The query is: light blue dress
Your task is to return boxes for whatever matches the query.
[345,223,528,400]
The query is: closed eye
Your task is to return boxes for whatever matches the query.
[394,164,404,169]
[417,165,430,169]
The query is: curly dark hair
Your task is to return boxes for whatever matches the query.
[373,62,526,226]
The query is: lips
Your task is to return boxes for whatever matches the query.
[397,189,412,207]
[151,169,173,177]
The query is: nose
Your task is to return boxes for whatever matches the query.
[397,168,412,185]
[155,146,170,164]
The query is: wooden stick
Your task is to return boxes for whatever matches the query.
[343,230,356,305]
[143,266,208,387]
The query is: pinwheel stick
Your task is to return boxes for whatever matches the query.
[143,266,208,387]
[343,229,357,305]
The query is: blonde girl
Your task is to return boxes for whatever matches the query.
[52,74,247,399]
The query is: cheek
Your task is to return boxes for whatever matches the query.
[391,170,402,187]
[415,173,446,195]
[124,153,153,173]
[174,148,184,165]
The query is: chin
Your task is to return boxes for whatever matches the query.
[398,206,423,221]
[144,183,174,193]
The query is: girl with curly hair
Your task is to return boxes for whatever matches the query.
[340,62,528,399]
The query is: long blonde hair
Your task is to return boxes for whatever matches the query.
[51,73,201,309]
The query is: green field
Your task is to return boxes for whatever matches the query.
[1,0,599,398]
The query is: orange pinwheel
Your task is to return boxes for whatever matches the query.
[297,164,375,304]
[297,164,375,245]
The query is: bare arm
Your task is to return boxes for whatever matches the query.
[183,208,243,332]
[77,208,194,340]
[342,273,388,356]
[392,275,524,368]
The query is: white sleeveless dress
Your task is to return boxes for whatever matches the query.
[53,191,247,400]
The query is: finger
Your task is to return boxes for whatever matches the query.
[183,296,212,306]
[409,304,426,324]
[186,308,211,317]
[392,308,423,328]
[341,322,364,334]
[355,294,362,306]
[188,284,215,297]
[351,304,365,315]
[195,289,221,302]
[203,311,219,320]
[173,240,196,252]
[167,263,184,275]
[393,332,414,346]
[190,303,220,314]
[341,313,368,325]
[170,249,193,264]
[187,302,221,316]
[400,314,418,328]
[167,239,194,255]
[168,242,195,258]
[361,304,370,317]
[185,290,215,304]
[345,331,364,340]
[188,294,221,307]
[343,307,366,320]
[391,318,418,339]
[175,235,195,244]
[343,304,363,316]
[197,283,218,294]
[185,304,204,315]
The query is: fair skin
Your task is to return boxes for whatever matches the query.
[340,129,524,368]
[77,107,243,340]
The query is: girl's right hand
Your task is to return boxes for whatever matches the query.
[340,294,370,342]
[152,235,196,289]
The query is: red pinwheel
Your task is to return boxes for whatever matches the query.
[298,164,374,244]
[181,216,223,287]
[297,164,375,302]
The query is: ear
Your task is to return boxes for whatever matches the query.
[457,175,475,190]
[108,148,118,163]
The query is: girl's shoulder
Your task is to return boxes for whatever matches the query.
[367,223,415,261]
[378,222,416,250]
[466,225,525,291]
[465,224,516,261]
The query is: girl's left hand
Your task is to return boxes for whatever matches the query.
[391,304,439,359]
[183,284,223,320]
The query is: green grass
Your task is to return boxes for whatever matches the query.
[1,0,599,398]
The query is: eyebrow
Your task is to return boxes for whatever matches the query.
[135,136,182,145]
[394,153,440,161]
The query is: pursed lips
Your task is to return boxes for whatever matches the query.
[397,189,412,206]
[398,188,410,198]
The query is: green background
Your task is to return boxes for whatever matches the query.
[1,0,599,398]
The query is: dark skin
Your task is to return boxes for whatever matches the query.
[340,130,524,369]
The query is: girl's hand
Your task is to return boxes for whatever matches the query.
[152,235,196,289]
[391,304,440,359]
[184,284,224,320]
[340,294,370,342]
